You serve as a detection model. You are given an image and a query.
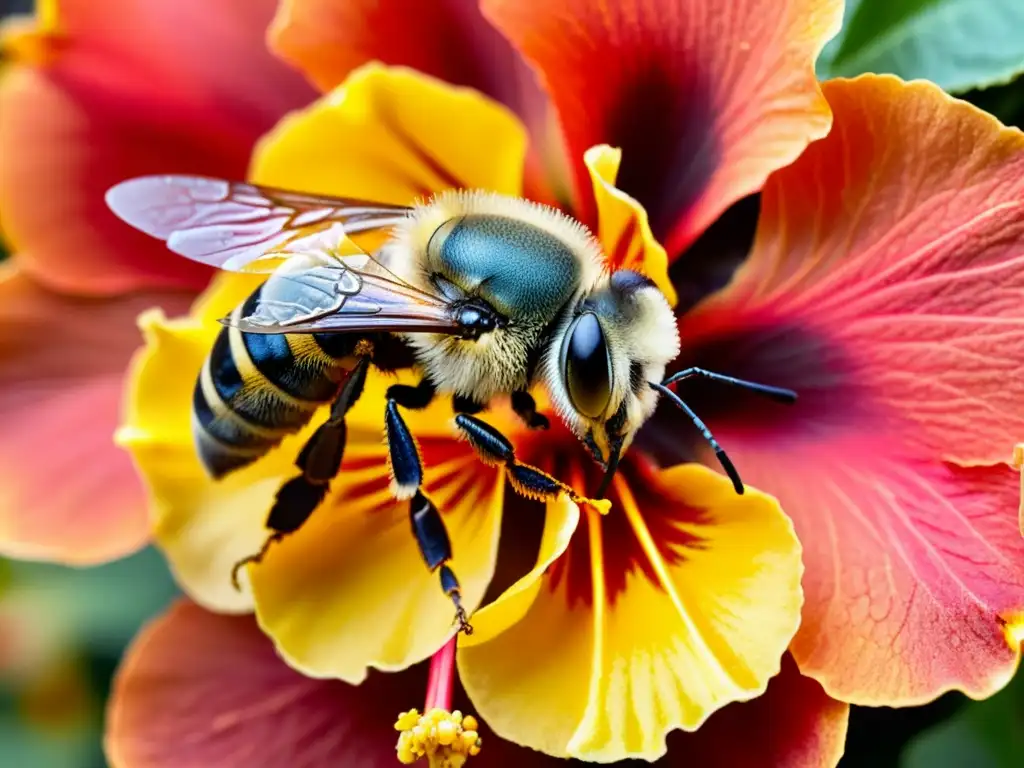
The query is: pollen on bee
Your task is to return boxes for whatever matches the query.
[394,707,482,766]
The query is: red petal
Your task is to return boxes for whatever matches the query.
[668,77,1024,703]
[0,0,316,295]
[108,602,846,768]
[0,270,192,563]
[482,0,841,250]
[107,600,415,768]
[655,655,848,768]
[269,0,556,203]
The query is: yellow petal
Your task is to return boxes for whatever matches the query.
[251,62,527,205]
[251,447,505,683]
[118,273,286,613]
[459,495,580,646]
[458,464,802,761]
[584,145,676,305]
[0,0,59,64]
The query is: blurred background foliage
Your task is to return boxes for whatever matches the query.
[0,0,1023,766]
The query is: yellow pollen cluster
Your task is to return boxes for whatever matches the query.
[394,708,482,766]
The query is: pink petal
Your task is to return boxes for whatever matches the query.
[0,269,192,563]
[0,0,316,295]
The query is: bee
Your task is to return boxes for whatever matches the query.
[106,176,796,632]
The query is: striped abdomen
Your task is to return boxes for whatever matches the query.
[192,288,359,478]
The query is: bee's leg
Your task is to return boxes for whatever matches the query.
[230,357,371,589]
[385,389,472,634]
[452,394,486,415]
[387,378,436,410]
[511,390,550,430]
[453,413,609,513]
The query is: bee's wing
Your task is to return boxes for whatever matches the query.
[105,175,411,273]
[223,250,461,335]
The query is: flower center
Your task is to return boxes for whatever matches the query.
[514,419,707,606]
[394,636,482,766]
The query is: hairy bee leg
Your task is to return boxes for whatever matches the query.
[385,389,472,634]
[453,413,609,513]
[387,378,436,410]
[663,367,797,403]
[230,358,371,590]
[411,490,471,634]
[452,394,486,415]
[230,534,285,590]
[511,390,549,430]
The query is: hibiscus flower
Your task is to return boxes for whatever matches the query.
[106,0,1024,764]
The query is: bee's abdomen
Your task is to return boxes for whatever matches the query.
[192,290,359,478]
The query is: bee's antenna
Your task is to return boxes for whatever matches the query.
[649,381,744,495]
[662,368,797,404]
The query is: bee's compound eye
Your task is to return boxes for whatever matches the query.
[561,312,612,419]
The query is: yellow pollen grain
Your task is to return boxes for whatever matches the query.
[393,707,483,766]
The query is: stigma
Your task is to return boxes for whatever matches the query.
[394,708,482,766]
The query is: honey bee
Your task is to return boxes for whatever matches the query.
[106,176,795,632]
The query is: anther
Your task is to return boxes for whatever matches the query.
[395,638,482,765]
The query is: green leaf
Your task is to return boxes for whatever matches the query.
[4,547,180,655]
[819,0,1024,93]
[901,667,1024,768]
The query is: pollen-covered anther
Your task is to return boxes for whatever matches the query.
[394,708,482,766]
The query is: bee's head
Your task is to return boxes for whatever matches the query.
[544,270,680,494]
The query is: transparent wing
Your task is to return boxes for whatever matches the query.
[222,251,460,335]
[105,175,411,272]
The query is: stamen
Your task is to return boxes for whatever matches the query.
[394,636,482,766]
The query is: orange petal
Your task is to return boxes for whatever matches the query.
[482,0,842,254]
[0,268,192,563]
[0,0,315,295]
[460,460,802,761]
[670,76,1024,703]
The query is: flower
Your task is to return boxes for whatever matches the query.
[121,61,810,759]
[120,0,847,754]
[106,600,849,768]
[0,0,315,562]
[115,0,1024,763]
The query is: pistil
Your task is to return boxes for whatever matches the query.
[394,635,481,766]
